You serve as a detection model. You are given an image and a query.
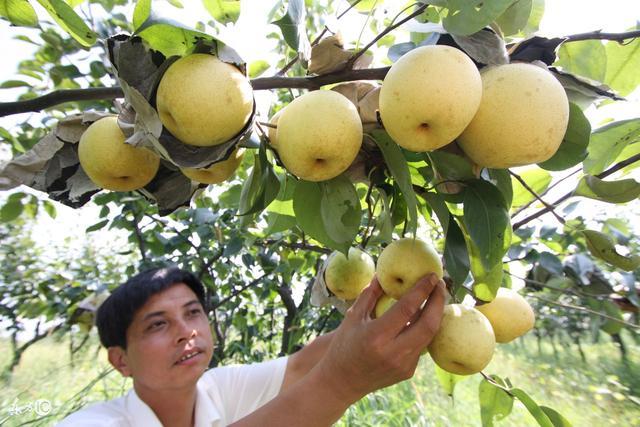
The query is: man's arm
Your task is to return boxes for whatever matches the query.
[230,274,446,427]
[280,330,335,391]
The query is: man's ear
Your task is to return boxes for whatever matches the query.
[108,346,132,377]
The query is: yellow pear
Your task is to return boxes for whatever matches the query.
[276,90,363,181]
[324,247,375,300]
[476,287,535,343]
[457,63,569,168]
[428,304,496,375]
[376,237,443,300]
[180,148,245,184]
[379,45,482,152]
[267,109,284,148]
[156,53,254,147]
[78,117,160,191]
[373,294,397,319]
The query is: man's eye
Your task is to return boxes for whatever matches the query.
[148,321,165,331]
[189,308,203,316]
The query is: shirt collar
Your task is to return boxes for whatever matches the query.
[124,379,222,427]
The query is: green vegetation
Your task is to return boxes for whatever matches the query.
[1,334,637,426]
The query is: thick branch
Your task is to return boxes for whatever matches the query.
[0,87,123,117]
[1,29,639,118]
[513,153,640,230]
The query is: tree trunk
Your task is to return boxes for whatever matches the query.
[277,281,298,356]
[611,333,628,364]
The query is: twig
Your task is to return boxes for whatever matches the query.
[276,0,363,76]
[347,3,428,68]
[260,238,331,254]
[212,273,270,309]
[509,170,565,224]
[513,153,640,230]
[525,293,640,329]
[511,167,581,219]
[480,372,515,397]
[565,29,640,43]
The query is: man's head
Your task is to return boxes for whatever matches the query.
[96,266,206,349]
[97,266,214,393]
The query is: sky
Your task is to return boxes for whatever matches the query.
[0,0,638,256]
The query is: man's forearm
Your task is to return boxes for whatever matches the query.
[281,330,335,390]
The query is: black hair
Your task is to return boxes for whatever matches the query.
[96,266,206,349]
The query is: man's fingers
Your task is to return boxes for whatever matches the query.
[397,278,446,351]
[347,277,383,320]
[373,274,438,338]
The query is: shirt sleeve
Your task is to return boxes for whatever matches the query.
[207,356,289,423]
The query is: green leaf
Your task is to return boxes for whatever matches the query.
[479,378,514,427]
[539,406,573,427]
[429,150,476,181]
[574,175,640,204]
[605,35,640,97]
[582,229,640,272]
[539,103,591,171]
[442,0,517,36]
[463,179,510,269]
[495,0,532,36]
[370,130,418,235]
[35,0,97,47]
[511,389,554,427]
[166,0,184,8]
[0,199,23,222]
[434,364,465,396]
[320,175,362,246]
[293,180,343,251]
[521,0,544,36]
[555,40,607,82]
[420,191,450,233]
[487,169,513,209]
[86,219,109,232]
[0,79,31,89]
[444,217,470,287]
[135,17,216,57]
[202,0,241,25]
[271,0,310,55]
[355,0,386,12]
[511,168,552,208]
[584,119,640,175]
[43,200,57,219]
[248,60,270,78]
[2,0,39,28]
[133,0,151,30]
[238,144,281,218]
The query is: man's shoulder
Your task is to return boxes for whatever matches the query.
[56,395,130,426]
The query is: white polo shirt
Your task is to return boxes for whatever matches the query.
[56,356,288,426]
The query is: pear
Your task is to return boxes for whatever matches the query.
[476,287,535,343]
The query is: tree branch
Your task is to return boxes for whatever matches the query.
[509,170,565,224]
[347,3,429,68]
[0,87,123,117]
[525,293,640,329]
[1,29,638,118]
[565,29,640,43]
[512,153,640,230]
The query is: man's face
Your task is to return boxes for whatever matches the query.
[109,283,214,392]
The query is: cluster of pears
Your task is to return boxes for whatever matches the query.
[325,237,535,376]
[79,53,253,191]
[379,44,570,168]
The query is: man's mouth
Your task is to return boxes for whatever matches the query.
[175,349,203,365]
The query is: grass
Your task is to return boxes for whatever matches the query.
[0,333,638,426]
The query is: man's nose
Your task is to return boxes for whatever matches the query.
[176,319,198,343]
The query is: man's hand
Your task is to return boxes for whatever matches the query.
[314,273,446,404]
[230,273,446,427]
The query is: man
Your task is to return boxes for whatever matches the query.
[58,265,446,426]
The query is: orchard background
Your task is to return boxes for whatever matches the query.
[0,0,639,425]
